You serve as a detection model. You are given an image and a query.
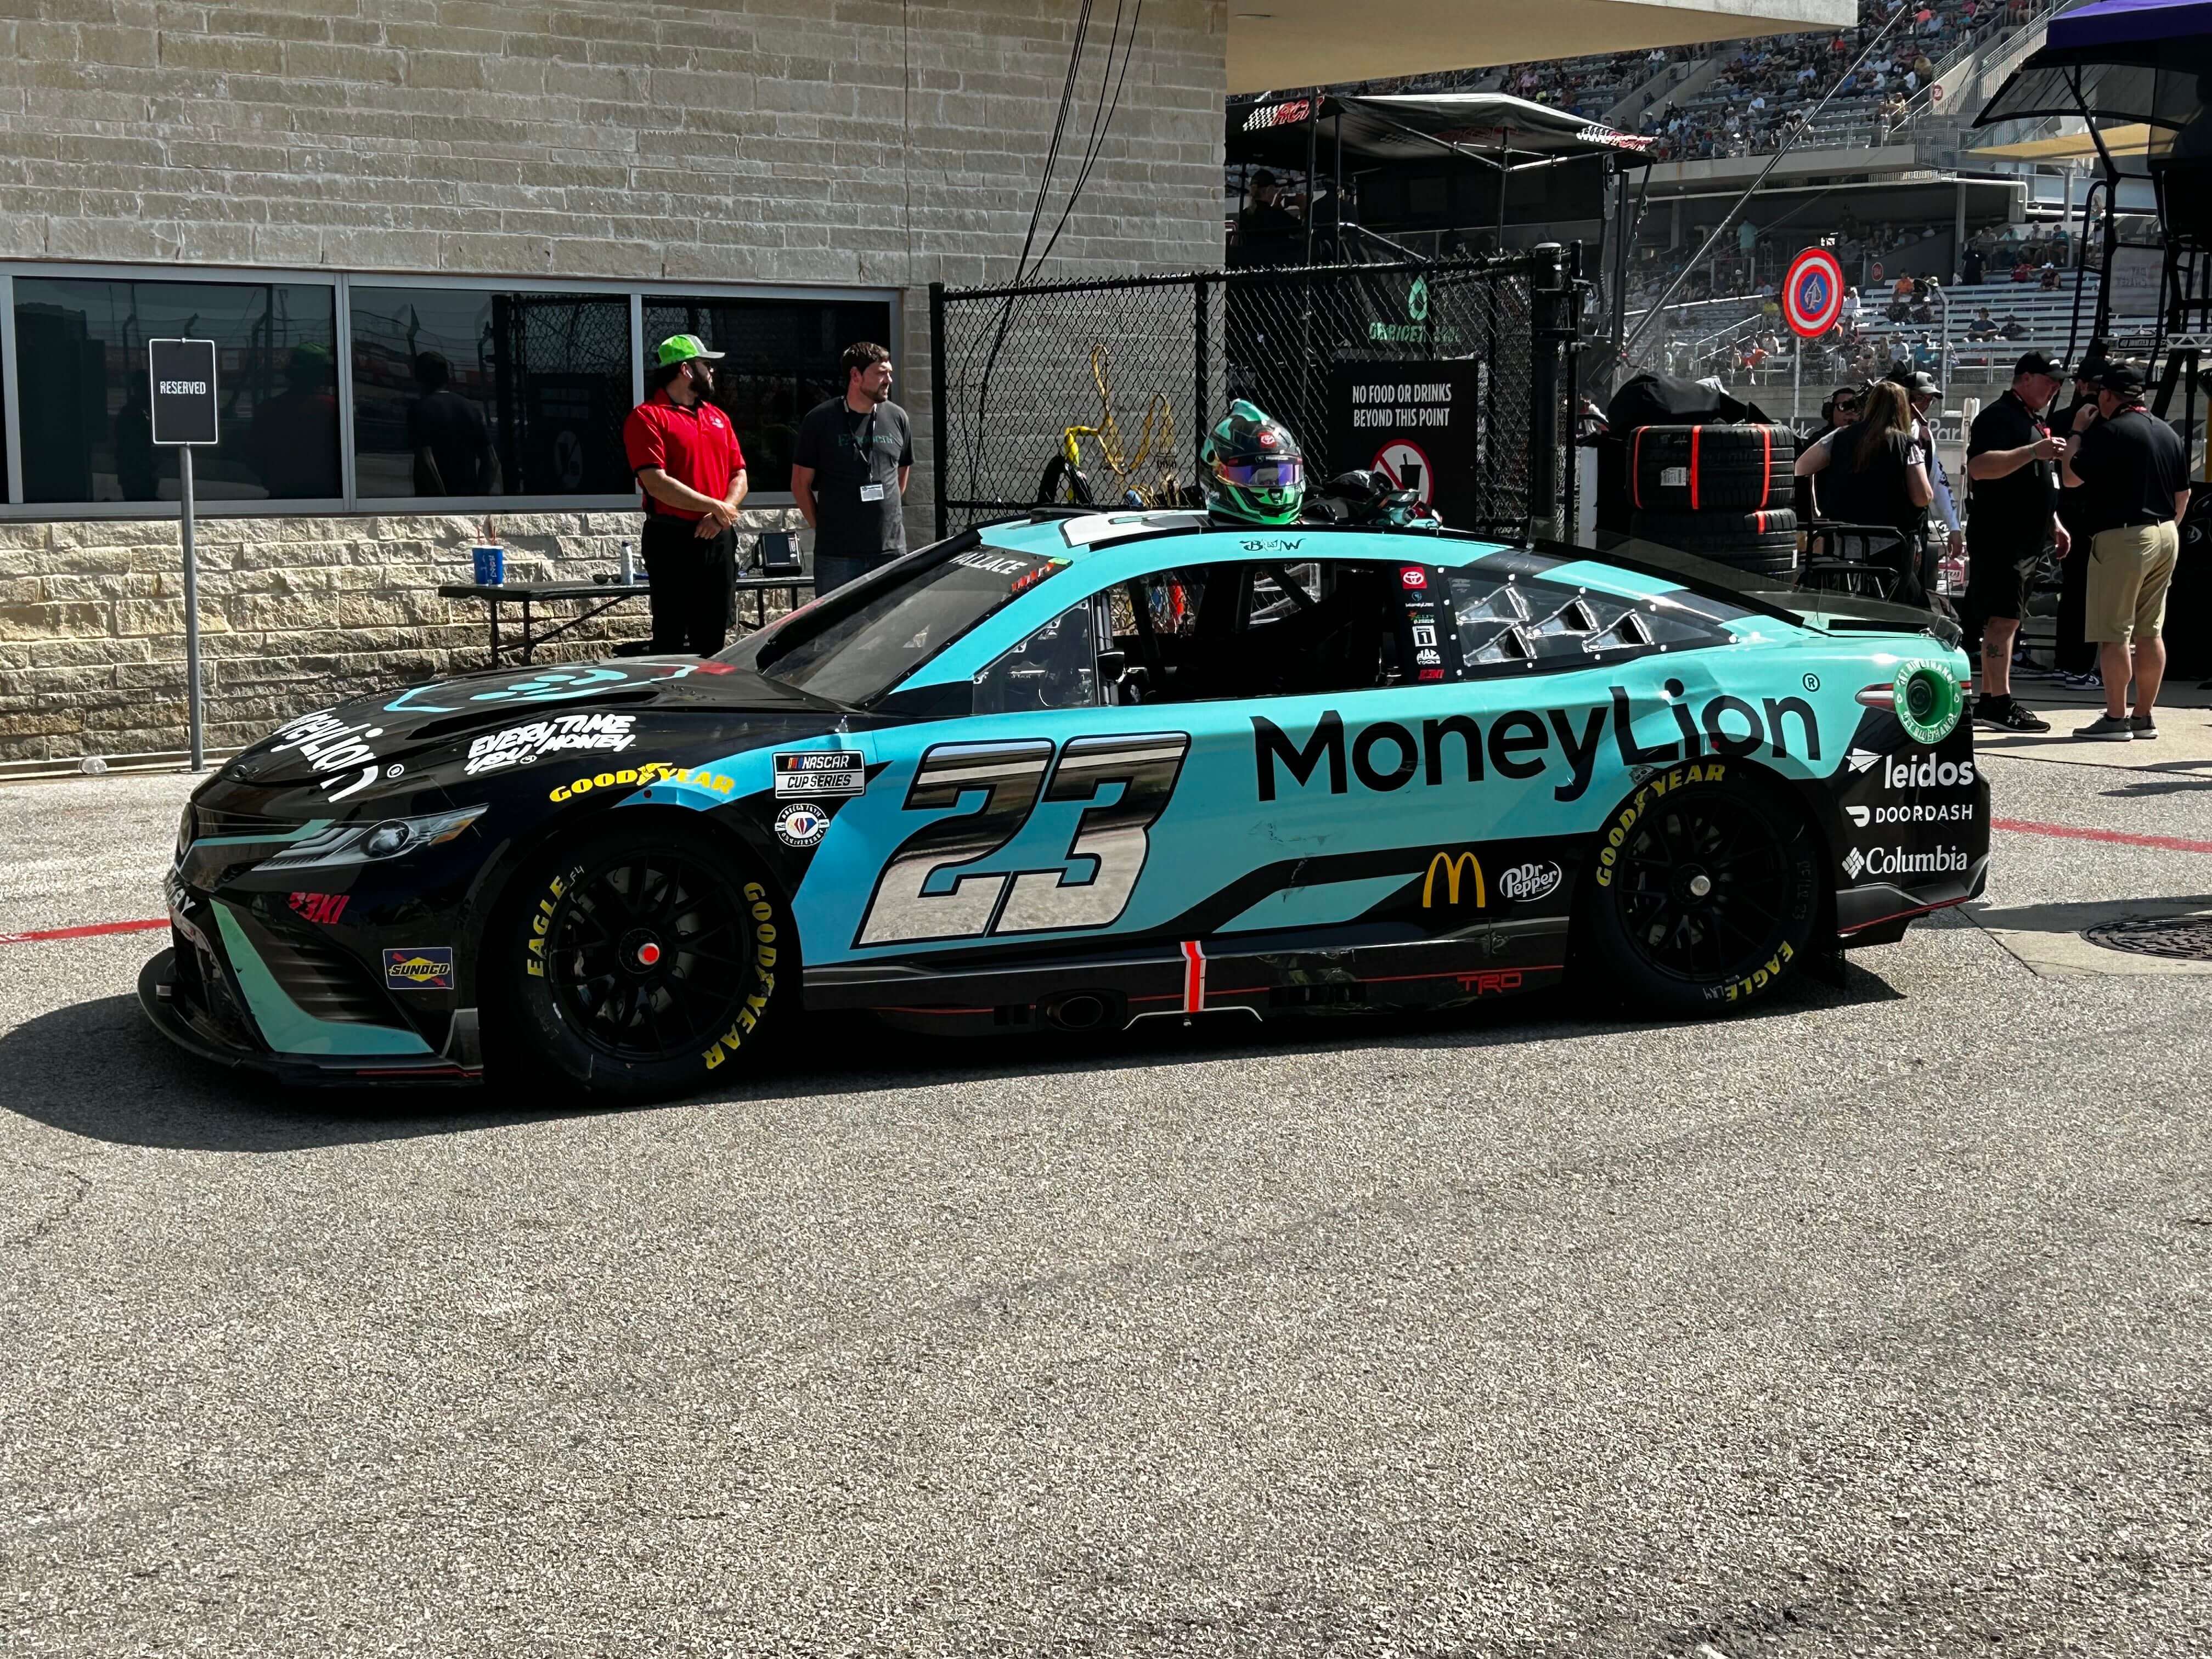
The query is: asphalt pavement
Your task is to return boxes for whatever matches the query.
[2,738,2208,1657]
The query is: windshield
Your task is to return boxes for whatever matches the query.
[749,543,1069,706]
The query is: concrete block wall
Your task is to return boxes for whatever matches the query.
[0,509,803,760]
[0,0,1230,761]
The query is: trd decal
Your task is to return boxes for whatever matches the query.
[854,733,1191,947]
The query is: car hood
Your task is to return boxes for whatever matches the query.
[221,656,851,799]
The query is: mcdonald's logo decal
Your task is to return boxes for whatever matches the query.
[1421,851,1485,909]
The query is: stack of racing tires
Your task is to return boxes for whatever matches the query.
[1626,424,1799,580]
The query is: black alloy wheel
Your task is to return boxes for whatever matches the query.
[549,849,752,1058]
[1584,771,1819,1014]
[503,824,789,1099]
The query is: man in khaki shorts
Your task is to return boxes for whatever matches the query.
[2059,362,2191,741]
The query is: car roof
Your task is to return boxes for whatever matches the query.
[973,509,1516,568]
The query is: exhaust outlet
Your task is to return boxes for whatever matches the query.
[1041,992,1111,1032]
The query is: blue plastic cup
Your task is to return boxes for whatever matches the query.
[471,544,504,585]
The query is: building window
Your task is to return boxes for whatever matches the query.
[13,276,340,504]
[349,287,634,499]
[641,296,894,493]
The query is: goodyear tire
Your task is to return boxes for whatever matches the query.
[1583,763,1821,1015]
[1629,424,1795,512]
[498,822,793,1101]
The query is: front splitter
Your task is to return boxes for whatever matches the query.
[138,949,484,1089]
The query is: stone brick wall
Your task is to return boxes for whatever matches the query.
[0,0,1229,763]
[0,509,803,760]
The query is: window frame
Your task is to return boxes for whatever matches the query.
[0,261,902,520]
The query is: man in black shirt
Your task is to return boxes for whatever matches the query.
[2050,353,2108,684]
[2061,360,2192,740]
[408,352,495,496]
[791,341,915,596]
[1963,351,2070,732]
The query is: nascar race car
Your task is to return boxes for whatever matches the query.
[143,511,1988,1099]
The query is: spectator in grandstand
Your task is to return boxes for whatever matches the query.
[2012,255,2036,282]
[1963,242,1987,285]
[1965,351,2070,733]
[1968,307,2001,341]
[2001,315,2030,340]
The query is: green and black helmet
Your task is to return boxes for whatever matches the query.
[1201,399,1305,526]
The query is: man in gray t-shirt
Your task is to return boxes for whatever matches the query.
[791,341,914,595]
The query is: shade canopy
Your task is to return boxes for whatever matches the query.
[1229,92,1656,170]
[2048,0,2212,58]
[1976,0,2212,130]
[1228,0,1855,94]
[1968,120,2166,157]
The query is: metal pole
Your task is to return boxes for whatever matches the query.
[1304,89,1319,268]
[1792,341,1802,425]
[1527,242,1569,542]
[180,445,202,773]
[1193,272,1209,481]
[928,281,948,540]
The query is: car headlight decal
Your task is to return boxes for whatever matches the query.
[253,806,487,872]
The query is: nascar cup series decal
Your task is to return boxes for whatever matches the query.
[773,751,866,798]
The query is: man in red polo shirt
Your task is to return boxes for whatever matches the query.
[623,334,748,654]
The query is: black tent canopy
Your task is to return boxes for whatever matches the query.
[1229,91,1656,170]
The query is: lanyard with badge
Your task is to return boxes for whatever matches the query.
[853,407,886,503]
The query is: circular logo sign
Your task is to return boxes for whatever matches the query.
[1371,439,1434,509]
[774,802,830,849]
[1783,247,1846,339]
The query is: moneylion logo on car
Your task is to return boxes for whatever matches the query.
[1497,860,1564,903]
[1842,845,1970,881]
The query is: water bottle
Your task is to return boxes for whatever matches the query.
[620,539,636,584]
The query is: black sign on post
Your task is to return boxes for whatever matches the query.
[149,338,218,772]
[149,338,218,445]
[1328,360,1488,532]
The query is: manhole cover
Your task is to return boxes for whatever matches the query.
[2082,915,2212,962]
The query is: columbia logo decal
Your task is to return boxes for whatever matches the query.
[1842,848,1867,879]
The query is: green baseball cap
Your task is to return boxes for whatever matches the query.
[656,332,725,366]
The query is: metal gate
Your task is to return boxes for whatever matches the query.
[929,246,1581,543]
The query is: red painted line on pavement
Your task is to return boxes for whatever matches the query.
[1993,817,2212,856]
[0,917,168,946]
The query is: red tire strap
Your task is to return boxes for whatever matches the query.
[1689,425,1701,511]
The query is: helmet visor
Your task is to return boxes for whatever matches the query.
[1214,456,1302,490]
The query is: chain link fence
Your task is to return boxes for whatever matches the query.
[931,251,1578,544]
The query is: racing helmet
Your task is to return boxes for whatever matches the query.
[1201,400,1304,526]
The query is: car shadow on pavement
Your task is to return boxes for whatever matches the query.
[1,960,1908,1152]
[0,995,589,1153]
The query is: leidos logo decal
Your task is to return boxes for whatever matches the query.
[1421,851,1484,909]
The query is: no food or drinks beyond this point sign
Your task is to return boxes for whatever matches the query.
[148,338,219,445]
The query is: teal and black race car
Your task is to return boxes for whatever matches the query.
[144,510,1987,1101]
